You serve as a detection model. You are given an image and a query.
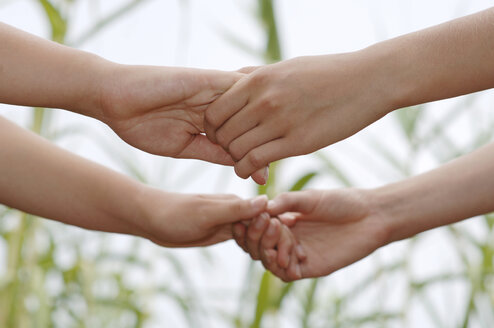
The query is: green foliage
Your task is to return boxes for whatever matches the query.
[1,1,494,327]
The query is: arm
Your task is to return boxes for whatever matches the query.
[0,116,268,247]
[0,22,268,183]
[235,141,494,281]
[205,7,494,180]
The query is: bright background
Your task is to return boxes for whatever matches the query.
[1,1,494,327]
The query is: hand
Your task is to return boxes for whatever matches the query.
[99,65,268,183]
[204,54,391,180]
[234,189,391,281]
[232,212,306,280]
[135,190,269,247]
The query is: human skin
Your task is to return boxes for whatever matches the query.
[0,116,269,247]
[204,7,494,181]
[234,142,494,281]
[0,22,268,183]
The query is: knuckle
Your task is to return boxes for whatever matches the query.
[247,227,260,241]
[258,96,281,111]
[215,129,230,147]
[249,70,269,86]
[229,141,245,161]
[205,109,220,128]
[230,201,245,213]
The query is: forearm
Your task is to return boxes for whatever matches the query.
[363,7,494,112]
[0,116,148,236]
[0,23,108,119]
[373,142,494,243]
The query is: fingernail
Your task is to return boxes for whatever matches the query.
[254,216,265,229]
[260,212,270,220]
[250,195,268,211]
[296,245,306,259]
[279,213,296,222]
[267,200,277,211]
[266,222,277,236]
[263,166,269,184]
[263,250,271,263]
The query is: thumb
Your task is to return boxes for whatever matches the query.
[208,195,268,225]
[267,191,317,216]
[237,66,262,74]
[178,134,235,165]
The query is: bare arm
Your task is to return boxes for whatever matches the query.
[0,22,268,183]
[235,142,494,281]
[0,116,268,247]
[205,7,494,180]
[0,22,104,117]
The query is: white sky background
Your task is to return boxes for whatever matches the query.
[1,0,494,327]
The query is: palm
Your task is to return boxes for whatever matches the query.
[102,66,241,164]
[290,190,388,278]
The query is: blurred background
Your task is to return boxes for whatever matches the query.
[1,0,494,327]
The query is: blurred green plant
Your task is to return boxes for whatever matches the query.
[0,1,195,327]
[1,1,494,328]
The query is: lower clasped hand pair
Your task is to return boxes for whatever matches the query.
[233,189,391,282]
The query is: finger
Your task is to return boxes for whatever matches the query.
[237,66,261,74]
[260,218,282,251]
[261,249,290,282]
[228,123,285,162]
[177,134,235,165]
[204,78,250,144]
[251,166,269,185]
[278,212,301,227]
[245,212,270,260]
[276,213,306,262]
[277,225,294,269]
[286,244,302,281]
[267,191,318,216]
[234,138,289,179]
[203,194,268,224]
[232,222,248,252]
[295,243,307,261]
[214,104,260,152]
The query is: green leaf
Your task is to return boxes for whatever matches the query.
[315,152,352,187]
[251,271,272,328]
[37,0,67,43]
[394,105,423,142]
[289,172,317,191]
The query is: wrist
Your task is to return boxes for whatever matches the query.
[66,51,114,121]
[369,181,430,245]
[131,185,167,239]
[358,41,413,113]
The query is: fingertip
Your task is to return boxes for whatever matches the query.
[287,252,301,281]
[278,213,297,227]
[234,163,250,180]
[250,166,269,185]
[295,244,307,261]
[249,195,268,214]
